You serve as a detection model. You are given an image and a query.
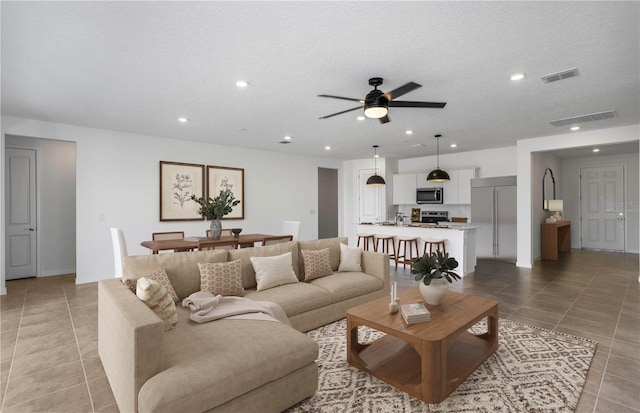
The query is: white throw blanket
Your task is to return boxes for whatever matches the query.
[182,291,291,326]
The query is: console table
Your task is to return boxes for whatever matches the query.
[541,221,571,260]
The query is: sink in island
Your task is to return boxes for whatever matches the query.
[356,224,478,276]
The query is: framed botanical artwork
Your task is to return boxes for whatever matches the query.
[411,207,421,222]
[159,161,205,221]
[207,165,244,219]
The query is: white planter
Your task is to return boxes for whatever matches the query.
[419,278,448,305]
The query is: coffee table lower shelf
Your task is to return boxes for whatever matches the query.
[349,328,496,403]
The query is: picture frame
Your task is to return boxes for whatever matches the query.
[207,165,244,219]
[411,207,421,222]
[159,161,205,221]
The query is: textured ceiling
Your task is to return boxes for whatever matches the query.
[2,1,639,160]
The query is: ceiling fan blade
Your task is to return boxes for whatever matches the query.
[389,100,447,108]
[378,114,390,124]
[318,94,364,103]
[319,106,363,119]
[383,82,421,101]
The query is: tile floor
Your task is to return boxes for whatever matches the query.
[1,249,638,412]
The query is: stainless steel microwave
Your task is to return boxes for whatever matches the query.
[416,187,443,204]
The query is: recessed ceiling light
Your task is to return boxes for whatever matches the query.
[325,146,331,150]
[405,130,414,135]
[178,117,189,123]
[570,126,581,131]
[450,143,457,148]
[236,80,248,88]
[283,135,292,141]
[593,148,600,153]
[510,73,526,81]
[357,116,365,121]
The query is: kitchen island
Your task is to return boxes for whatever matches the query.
[357,224,478,275]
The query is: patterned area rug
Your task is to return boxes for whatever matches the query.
[286,318,596,413]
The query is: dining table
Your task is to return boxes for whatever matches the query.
[140,233,274,254]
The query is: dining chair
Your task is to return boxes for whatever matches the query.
[198,239,239,250]
[206,229,233,238]
[152,231,192,252]
[282,221,301,241]
[261,235,294,246]
[110,228,128,278]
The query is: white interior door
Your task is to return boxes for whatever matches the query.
[5,148,38,279]
[580,165,624,251]
[358,169,383,223]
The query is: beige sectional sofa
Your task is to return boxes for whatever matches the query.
[98,237,390,413]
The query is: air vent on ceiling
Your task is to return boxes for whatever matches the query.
[549,110,617,127]
[541,67,579,83]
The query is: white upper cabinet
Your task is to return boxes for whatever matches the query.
[442,168,477,204]
[393,168,477,205]
[392,174,417,205]
[457,169,477,204]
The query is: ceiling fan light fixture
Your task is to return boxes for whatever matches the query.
[367,145,385,186]
[364,105,388,119]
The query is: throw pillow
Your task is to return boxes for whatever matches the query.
[198,259,245,297]
[301,248,333,281]
[338,243,362,272]
[250,252,299,291]
[145,268,180,304]
[136,277,177,331]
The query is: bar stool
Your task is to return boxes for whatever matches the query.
[423,238,447,255]
[356,233,376,251]
[395,236,419,270]
[375,234,396,261]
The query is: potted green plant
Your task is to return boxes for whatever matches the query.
[412,251,460,305]
[191,188,240,239]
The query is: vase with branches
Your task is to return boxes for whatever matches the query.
[191,188,240,239]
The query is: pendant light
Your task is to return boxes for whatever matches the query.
[366,145,386,185]
[427,134,450,182]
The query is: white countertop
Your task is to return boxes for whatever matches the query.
[358,223,479,231]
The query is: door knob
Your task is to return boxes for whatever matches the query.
[24,228,35,231]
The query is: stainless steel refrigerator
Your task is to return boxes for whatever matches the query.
[471,176,517,263]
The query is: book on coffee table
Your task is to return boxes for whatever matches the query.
[401,303,431,324]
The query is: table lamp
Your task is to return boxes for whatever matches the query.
[547,199,563,221]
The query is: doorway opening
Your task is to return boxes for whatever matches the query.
[4,136,76,280]
[318,167,338,239]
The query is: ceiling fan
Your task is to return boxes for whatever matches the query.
[318,77,446,124]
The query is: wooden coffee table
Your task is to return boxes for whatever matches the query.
[346,287,498,404]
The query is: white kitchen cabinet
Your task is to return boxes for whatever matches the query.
[443,171,460,204]
[416,173,439,188]
[443,168,477,205]
[392,174,417,205]
[457,168,476,204]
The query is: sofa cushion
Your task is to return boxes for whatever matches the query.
[136,277,178,331]
[309,272,384,302]
[139,309,318,413]
[338,243,362,272]
[228,241,299,290]
[198,259,245,296]
[243,283,332,317]
[297,237,347,279]
[122,250,228,300]
[300,248,333,281]
[250,252,299,291]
